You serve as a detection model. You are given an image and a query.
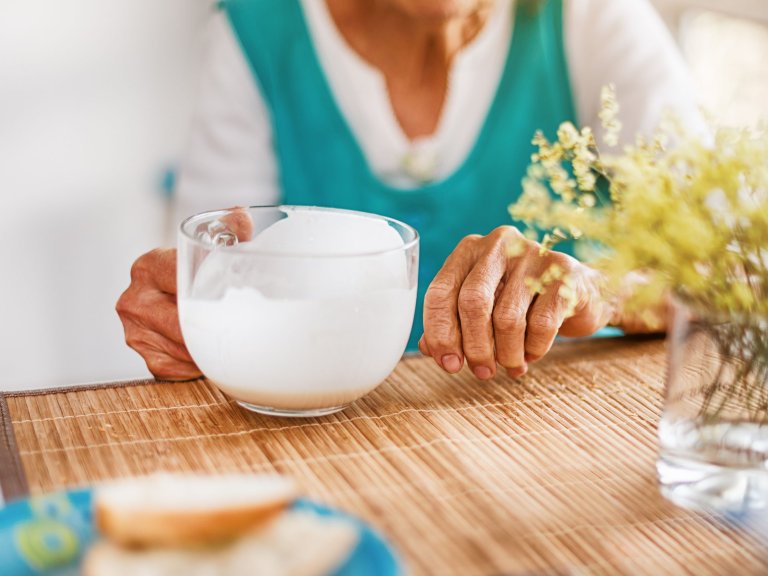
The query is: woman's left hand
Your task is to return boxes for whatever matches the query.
[419,226,615,379]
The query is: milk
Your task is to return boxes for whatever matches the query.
[179,286,416,410]
[189,210,412,300]
[178,208,417,411]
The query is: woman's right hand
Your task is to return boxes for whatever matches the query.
[117,208,254,380]
[116,248,202,380]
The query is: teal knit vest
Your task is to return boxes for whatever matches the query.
[224,0,577,350]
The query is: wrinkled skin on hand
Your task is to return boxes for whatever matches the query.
[119,216,661,382]
[116,209,254,380]
[420,226,629,380]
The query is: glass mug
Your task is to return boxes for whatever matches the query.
[177,206,419,417]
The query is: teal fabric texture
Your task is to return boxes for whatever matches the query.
[224,0,577,349]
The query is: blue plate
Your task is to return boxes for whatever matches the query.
[0,489,401,575]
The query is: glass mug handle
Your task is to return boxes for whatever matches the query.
[195,220,239,248]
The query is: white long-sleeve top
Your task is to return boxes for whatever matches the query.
[175,0,700,221]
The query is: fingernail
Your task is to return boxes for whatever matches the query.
[524,353,541,363]
[474,366,493,380]
[441,354,462,373]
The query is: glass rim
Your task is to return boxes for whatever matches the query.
[178,205,420,259]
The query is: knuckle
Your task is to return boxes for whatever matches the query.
[458,284,493,316]
[115,290,136,318]
[527,312,559,336]
[457,234,482,251]
[422,315,458,348]
[549,250,577,269]
[424,280,456,310]
[492,304,526,334]
[145,354,172,379]
[130,248,170,283]
[493,311,525,335]
[115,295,128,317]
[124,332,142,350]
[487,227,520,255]
[489,225,517,243]
[492,225,515,236]
[147,364,167,380]
[124,326,151,350]
[129,253,152,283]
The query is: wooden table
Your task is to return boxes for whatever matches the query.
[1,337,765,574]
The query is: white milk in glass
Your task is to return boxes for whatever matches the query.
[179,210,416,410]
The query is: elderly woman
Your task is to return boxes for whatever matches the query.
[117,0,699,381]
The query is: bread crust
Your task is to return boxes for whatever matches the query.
[95,498,290,548]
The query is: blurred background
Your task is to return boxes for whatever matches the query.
[1,0,767,391]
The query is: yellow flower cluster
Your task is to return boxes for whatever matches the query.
[598,84,622,147]
[510,87,768,316]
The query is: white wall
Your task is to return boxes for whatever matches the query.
[651,0,768,126]
[0,1,211,390]
[651,0,768,27]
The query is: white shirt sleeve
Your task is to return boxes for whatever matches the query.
[174,11,279,224]
[565,0,703,148]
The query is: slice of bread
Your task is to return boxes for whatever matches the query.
[94,473,297,548]
[83,509,359,576]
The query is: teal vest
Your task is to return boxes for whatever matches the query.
[225,0,577,350]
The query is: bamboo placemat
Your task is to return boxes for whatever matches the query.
[1,337,765,575]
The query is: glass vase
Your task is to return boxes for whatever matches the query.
[657,301,768,513]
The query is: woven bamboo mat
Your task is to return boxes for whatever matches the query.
[1,337,766,575]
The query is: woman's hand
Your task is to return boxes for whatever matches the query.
[116,248,202,381]
[116,208,254,381]
[419,226,615,380]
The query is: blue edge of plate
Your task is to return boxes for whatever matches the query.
[0,489,401,576]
